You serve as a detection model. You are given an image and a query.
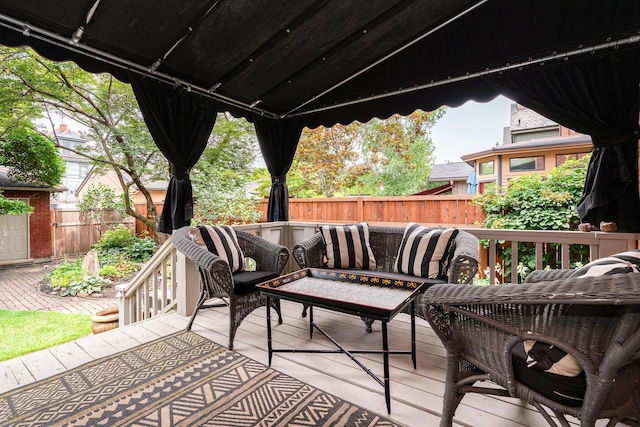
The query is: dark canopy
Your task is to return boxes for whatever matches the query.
[0,0,639,230]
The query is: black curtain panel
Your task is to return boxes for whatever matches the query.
[130,74,218,234]
[488,49,640,232]
[252,114,306,221]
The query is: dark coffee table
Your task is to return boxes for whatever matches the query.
[257,268,426,414]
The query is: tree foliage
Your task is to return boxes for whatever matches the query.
[474,155,590,231]
[191,113,262,225]
[0,126,64,186]
[253,108,445,198]
[0,124,63,216]
[0,190,32,215]
[78,182,126,237]
[354,109,444,196]
[0,46,166,237]
[0,46,261,232]
[473,155,591,280]
[292,123,366,197]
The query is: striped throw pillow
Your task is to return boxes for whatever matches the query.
[189,225,247,273]
[568,250,640,278]
[394,223,458,279]
[321,223,376,270]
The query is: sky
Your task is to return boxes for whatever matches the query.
[430,95,513,164]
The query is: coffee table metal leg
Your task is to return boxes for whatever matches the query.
[382,319,391,414]
[309,305,314,339]
[266,296,273,366]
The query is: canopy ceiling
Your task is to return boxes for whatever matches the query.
[0,0,638,128]
[1,0,639,232]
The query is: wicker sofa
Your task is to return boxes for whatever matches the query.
[292,224,480,329]
[423,268,640,427]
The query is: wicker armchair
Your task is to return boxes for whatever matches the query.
[172,226,289,350]
[293,224,480,330]
[423,270,640,427]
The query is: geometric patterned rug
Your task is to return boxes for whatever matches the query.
[0,331,403,426]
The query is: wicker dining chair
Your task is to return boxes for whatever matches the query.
[172,226,289,350]
[423,271,640,427]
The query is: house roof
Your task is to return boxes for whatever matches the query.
[0,168,65,192]
[461,134,593,162]
[0,1,637,128]
[77,167,169,195]
[509,104,558,133]
[430,162,473,182]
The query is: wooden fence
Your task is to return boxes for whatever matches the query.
[51,209,134,258]
[257,195,484,226]
[134,202,164,237]
[51,196,482,258]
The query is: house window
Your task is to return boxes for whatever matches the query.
[556,152,590,166]
[509,156,544,171]
[479,161,494,175]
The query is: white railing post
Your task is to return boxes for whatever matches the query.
[176,251,200,317]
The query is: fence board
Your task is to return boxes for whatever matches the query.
[258,195,484,226]
[51,209,134,258]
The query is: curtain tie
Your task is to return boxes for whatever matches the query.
[170,165,190,179]
[271,175,287,184]
[591,125,640,148]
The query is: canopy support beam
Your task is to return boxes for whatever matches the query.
[282,0,490,118]
[0,11,280,119]
[287,34,640,118]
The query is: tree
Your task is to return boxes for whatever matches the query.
[0,125,64,215]
[78,183,126,237]
[191,113,262,225]
[252,109,445,198]
[291,123,367,197]
[1,46,265,235]
[355,109,444,196]
[0,46,166,239]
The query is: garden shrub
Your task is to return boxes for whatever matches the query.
[473,156,591,282]
[46,259,86,289]
[93,225,156,266]
[97,265,120,281]
[61,275,108,296]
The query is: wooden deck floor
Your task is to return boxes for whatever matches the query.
[0,300,617,427]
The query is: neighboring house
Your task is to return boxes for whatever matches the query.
[428,162,474,195]
[0,168,64,264]
[76,169,166,236]
[460,103,592,193]
[47,123,92,208]
[76,169,167,206]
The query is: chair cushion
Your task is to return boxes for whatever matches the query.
[321,223,376,270]
[394,223,458,279]
[512,342,586,407]
[568,250,640,278]
[522,340,582,377]
[232,270,279,295]
[190,225,247,273]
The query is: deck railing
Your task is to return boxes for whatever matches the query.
[116,222,640,327]
[115,237,178,327]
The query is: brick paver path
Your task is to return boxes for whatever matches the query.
[0,263,118,314]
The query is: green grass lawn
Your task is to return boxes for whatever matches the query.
[0,310,92,362]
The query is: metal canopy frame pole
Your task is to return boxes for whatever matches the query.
[288,34,640,118]
[0,12,280,119]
